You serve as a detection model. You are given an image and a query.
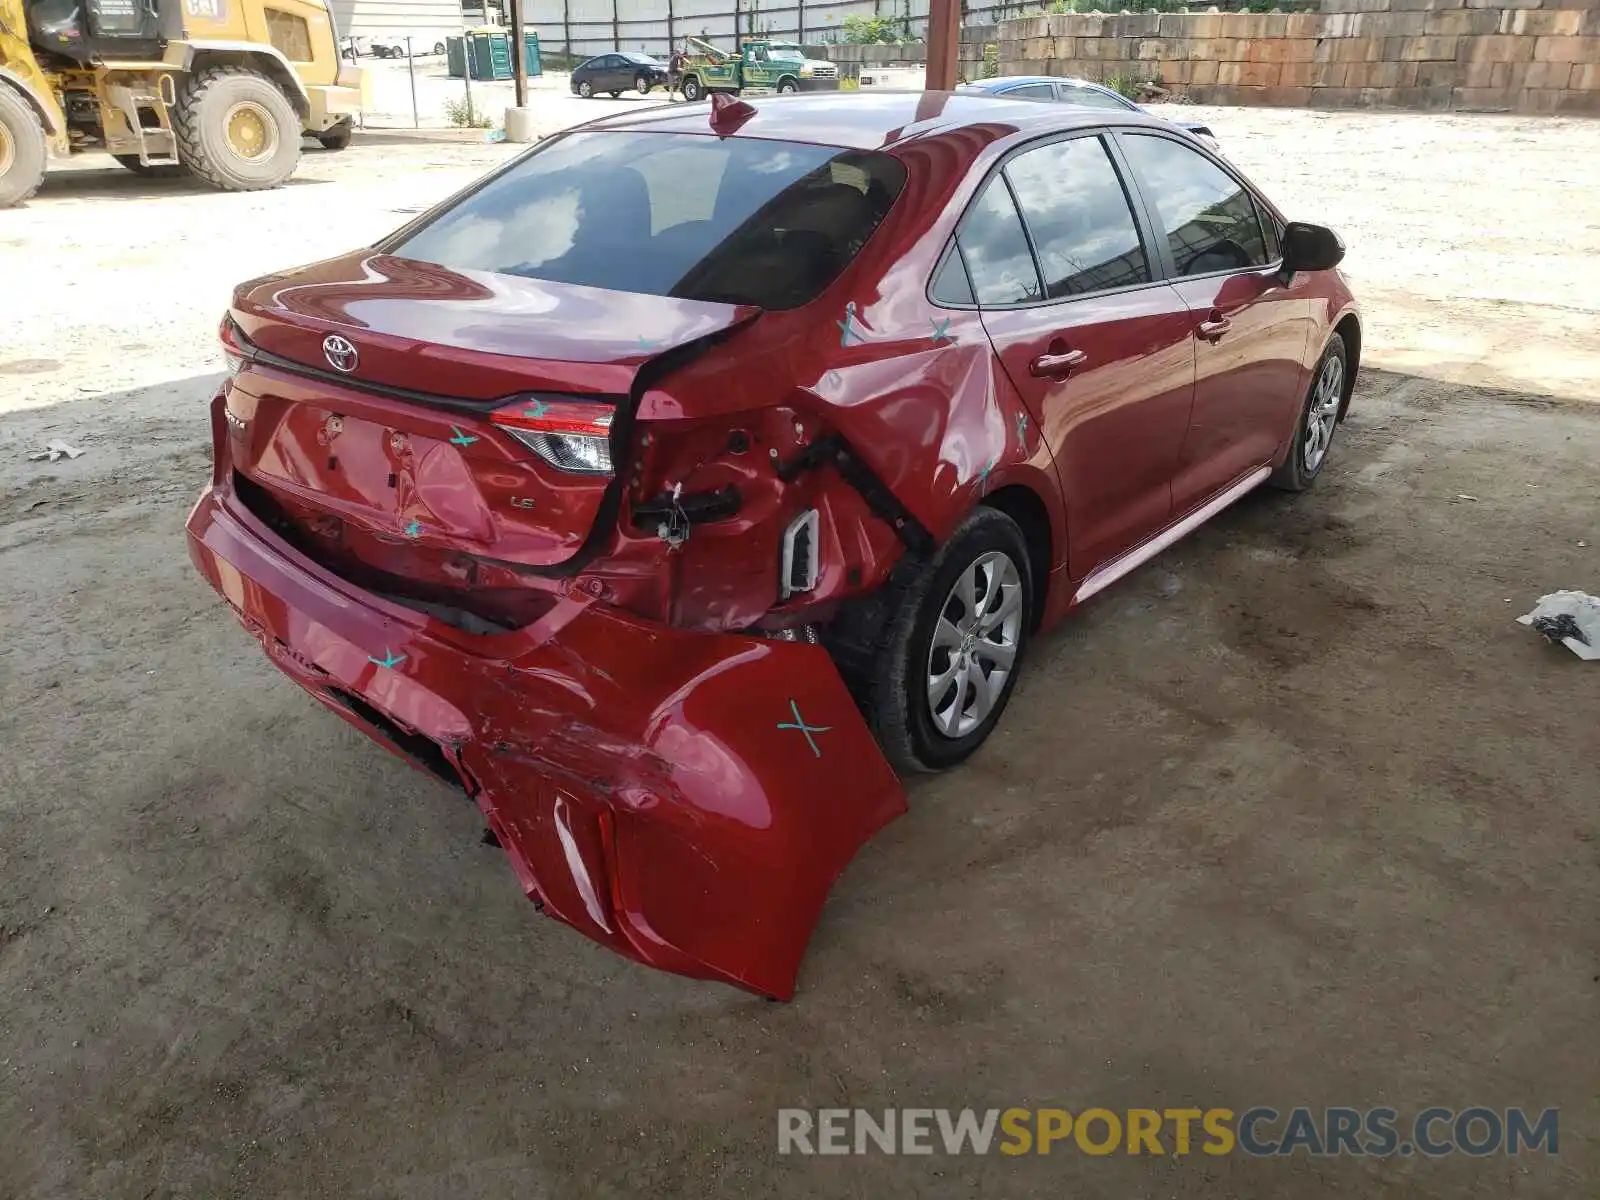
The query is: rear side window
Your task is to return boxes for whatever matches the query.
[956,178,1042,305]
[1005,83,1055,100]
[1119,133,1269,276]
[392,131,906,310]
[1058,84,1135,112]
[1003,135,1150,298]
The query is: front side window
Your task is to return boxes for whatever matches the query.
[1119,133,1269,277]
[956,177,1042,306]
[392,132,906,310]
[1003,135,1150,298]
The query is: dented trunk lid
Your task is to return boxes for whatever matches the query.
[225,252,758,584]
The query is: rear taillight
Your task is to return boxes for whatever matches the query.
[492,397,616,475]
[218,314,247,377]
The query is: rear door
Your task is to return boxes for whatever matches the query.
[964,132,1196,579]
[1115,131,1313,514]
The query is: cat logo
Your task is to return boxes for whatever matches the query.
[510,496,536,509]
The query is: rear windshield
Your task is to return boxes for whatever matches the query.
[390,131,906,310]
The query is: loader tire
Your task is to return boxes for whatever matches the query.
[316,121,353,150]
[0,86,48,207]
[173,66,301,192]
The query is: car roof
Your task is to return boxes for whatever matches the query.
[967,75,1116,93]
[571,90,1165,152]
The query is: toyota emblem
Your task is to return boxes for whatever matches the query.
[323,334,359,374]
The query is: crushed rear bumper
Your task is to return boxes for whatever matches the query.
[186,474,905,999]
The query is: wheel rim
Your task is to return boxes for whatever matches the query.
[1303,353,1343,472]
[0,121,14,176]
[223,101,277,162]
[926,550,1023,739]
[579,82,591,96]
[637,76,648,91]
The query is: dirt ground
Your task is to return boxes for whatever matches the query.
[1,108,1597,1198]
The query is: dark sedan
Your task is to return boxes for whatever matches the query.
[571,51,669,98]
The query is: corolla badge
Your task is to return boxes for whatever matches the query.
[323,334,359,374]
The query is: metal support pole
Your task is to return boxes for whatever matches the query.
[796,0,802,49]
[734,0,741,51]
[464,56,475,124]
[407,37,418,127]
[612,0,619,50]
[667,0,674,55]
[562,0,571,65]
[924,0,958,91]
[510,0,528,107]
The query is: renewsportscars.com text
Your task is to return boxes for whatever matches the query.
[777,1107,1558,1158]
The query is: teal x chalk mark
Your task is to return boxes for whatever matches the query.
[404,519,421,538]
[776,699,831,759]
[1015,412,1029,442]
[972,458,996,496]
[449,425,478,447]
[637,335,657,350]
[523,399,550,419]
[368,648,406,669]
[837,302,865,347]
[929,316,953,345]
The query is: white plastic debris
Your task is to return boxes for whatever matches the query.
[26,440,84,463]
[1516,591,1600,661]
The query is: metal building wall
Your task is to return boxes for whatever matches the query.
[329,0,471,40]
[524,0,939,62]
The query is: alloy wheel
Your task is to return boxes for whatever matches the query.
[925,550,1023,738]
[1303,353,1343,472]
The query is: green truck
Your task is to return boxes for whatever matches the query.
[679,37,839,101]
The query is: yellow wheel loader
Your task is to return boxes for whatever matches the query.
[0,0,366,205]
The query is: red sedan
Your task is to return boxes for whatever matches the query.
[188,92,1359,997]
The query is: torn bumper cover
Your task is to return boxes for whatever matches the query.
[186,482,906,999]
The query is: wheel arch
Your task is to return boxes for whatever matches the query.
[1332,310,1361,417]
[0,67,66,139]
[180,44,310,118]
[980,484,1053,631]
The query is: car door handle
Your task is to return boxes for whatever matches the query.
[1196,315,1232,342]
[1029,348,1087,378]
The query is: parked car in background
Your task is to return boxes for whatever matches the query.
[571,51,669,97]
[188,92,1355,998]
[962,75,1218,148]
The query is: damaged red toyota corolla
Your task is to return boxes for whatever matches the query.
[187,92,1359,997]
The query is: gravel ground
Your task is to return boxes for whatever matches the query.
[1,107,1597,1199]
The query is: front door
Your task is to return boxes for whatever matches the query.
[964,133,1196,579]
[1116,132,1314,514]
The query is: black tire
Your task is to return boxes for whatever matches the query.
[0,86,48,207]
[608,90,621,98]
[1270,333,1349,492]
[846,507,1034,774]
[635,73,651,94]
[578,80,593,98]
[112,154,185,177]
[316,122,353,150]
[681,76,702,101]
[173,66,301,192]
[433,41,446,54]
[777,77,798,94]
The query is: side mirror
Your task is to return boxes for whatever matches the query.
[1281,222,1345,274]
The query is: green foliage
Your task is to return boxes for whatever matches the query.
[1101,72,1140,98]
[982,43,1000,79]
[841,14,903,44]
[442,96,492,129]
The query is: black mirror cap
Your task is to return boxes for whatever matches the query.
[1282,222,1346,274]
